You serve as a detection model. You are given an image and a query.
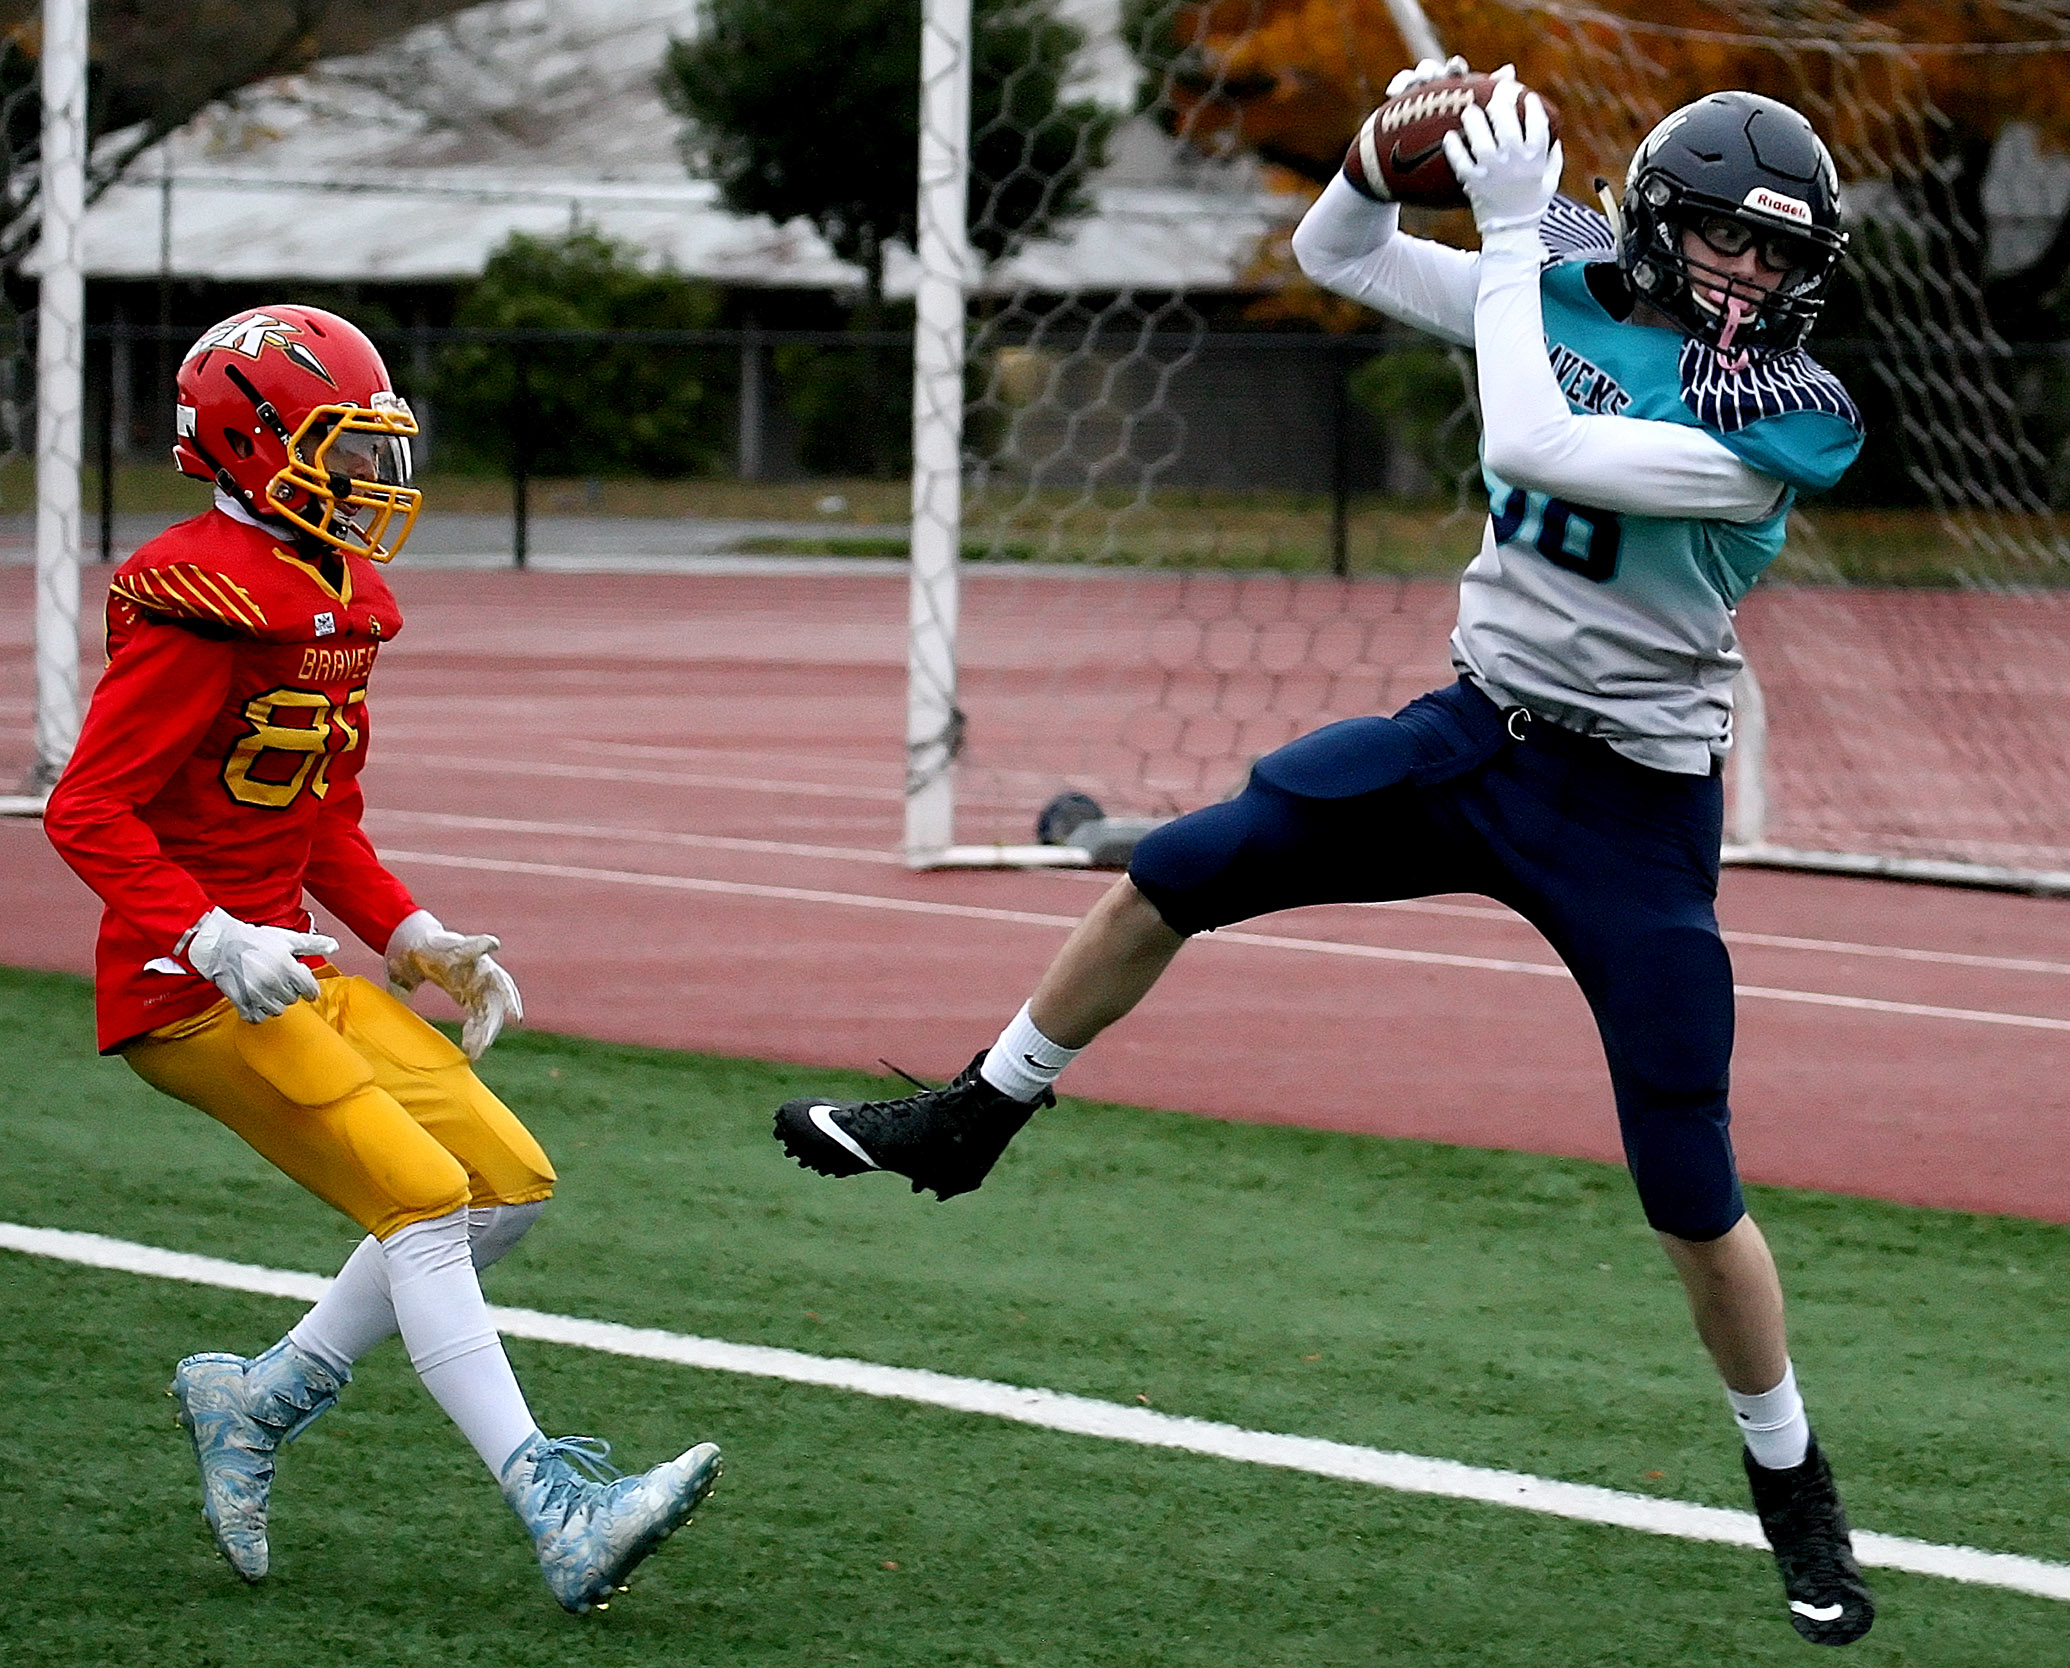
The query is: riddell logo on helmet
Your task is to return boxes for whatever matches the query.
[185,313,337,387]
[1742,187,1813,225]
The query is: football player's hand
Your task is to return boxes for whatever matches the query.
[1383,54,1472,99]
[1443,78,1562,244]
[184,907,339,1023]
[385,908,524,1059]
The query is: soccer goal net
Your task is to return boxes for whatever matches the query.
[905,0,2070,892]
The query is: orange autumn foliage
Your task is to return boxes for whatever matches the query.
[1155,1,2070,321]
[1161,0,2070,191]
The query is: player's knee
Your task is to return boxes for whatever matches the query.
[1129,778,1302,933]
[1639,1187,1746,1244]
[468,1198,546,1271]
[375,1171,473,1241]
[1622,1095,1744,1242]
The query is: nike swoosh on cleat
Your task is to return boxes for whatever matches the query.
[1789,1601,1846,1622]
[808,1105,880,1169]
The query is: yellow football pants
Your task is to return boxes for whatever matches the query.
[124,970,556,1241]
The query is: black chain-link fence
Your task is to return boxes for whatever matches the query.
[40,319,2070,585]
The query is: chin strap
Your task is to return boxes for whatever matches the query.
[1715,294,1754,373]
[184,433,260,514]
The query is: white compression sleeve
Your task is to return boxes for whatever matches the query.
[1471,237,1786,522]
[289,1201,547,1376]
[373,1209,540,1475]
[1291,174,1480,346]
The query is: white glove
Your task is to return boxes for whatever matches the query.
[385,908,523,1060]
[1442,79,1563,252]
[183,907,339,1024]
[1384,54,1473,99]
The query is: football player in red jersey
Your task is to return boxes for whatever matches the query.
[44,306,719,1613]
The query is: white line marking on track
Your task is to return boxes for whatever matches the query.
[386,753,905,802]
[1354,901,2070,978]
[366,809,902,866]
[380,848,2070,1032]
[1720,931,2070,978]
[3,1220,2063,1604]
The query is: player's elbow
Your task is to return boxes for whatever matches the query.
[40,773,88,857]
[1479,425,1570,497]
[1289,218,1349,289]
[41,772,130,867]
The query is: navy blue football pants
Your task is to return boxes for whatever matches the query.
[1128,678,1744,1242]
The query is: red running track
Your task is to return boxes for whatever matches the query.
[4,565,2067,1221]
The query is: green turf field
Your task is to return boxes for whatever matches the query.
[1,964,2065,1665]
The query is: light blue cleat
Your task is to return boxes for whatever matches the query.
[168,1340,346,1581]
[499,1432,723,1613]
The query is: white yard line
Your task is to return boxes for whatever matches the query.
[380,848,2070,1034]
[2,1220,2063,1604]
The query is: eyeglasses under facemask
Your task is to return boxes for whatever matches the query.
[1685,213,1819,277]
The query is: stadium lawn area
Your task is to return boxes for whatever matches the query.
[1,964,2065,1667]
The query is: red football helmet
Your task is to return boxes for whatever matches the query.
[174,304,421,561]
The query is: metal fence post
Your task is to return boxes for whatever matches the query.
[98,322,114,562]
[1329,344,1351,578]
[738,317,765,482]
[511,342,531,568]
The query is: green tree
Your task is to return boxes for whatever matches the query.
[661,0,1117,307]
[432,228,731,479]
[664,0,1114,475]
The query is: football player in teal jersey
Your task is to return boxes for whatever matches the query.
[770,68,1872,1647]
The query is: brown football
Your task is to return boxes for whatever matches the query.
[1343,74,1563,210]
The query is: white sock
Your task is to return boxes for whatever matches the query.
[290,1201,546,1377]
[1727,1360,1811,1471]
[980,1002,1081,1103]
[382,1208,540,1475]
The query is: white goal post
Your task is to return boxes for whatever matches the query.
[8,0,88,814]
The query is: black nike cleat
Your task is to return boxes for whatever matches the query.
[773,1052,1052,1201]
[1743,1439,1875,1646]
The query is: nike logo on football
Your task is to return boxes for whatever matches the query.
[1789,1600,1845,1622]
[1389,138,1447,174]
[808,1105,879,1168]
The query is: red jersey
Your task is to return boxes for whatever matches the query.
[44,506,418,1051]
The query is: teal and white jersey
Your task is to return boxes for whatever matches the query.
[1291,180,1865,775]
[1450,205,1863,772]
